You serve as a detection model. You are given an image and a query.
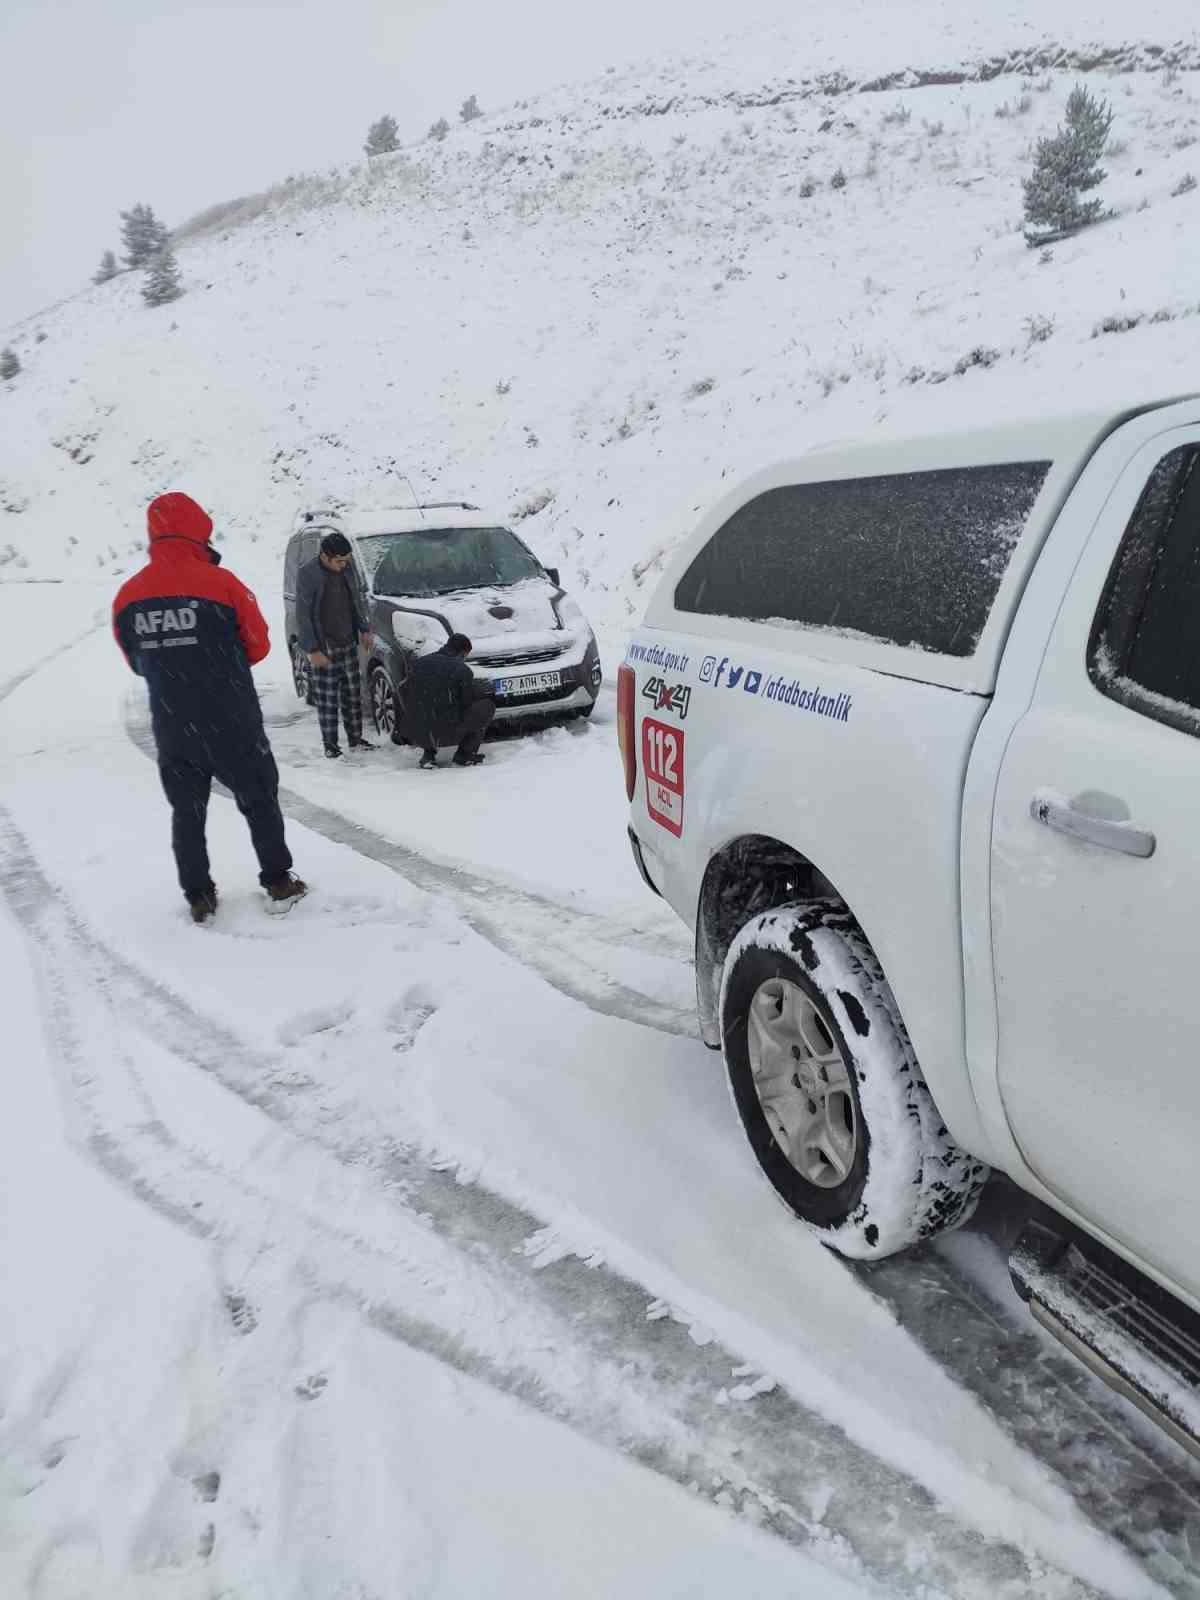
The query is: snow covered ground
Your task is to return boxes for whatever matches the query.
[5,1,1200,1593]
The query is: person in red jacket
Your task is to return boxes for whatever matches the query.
[113,492,306,922]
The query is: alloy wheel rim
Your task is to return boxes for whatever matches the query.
[745,977,858,1189]
[371,673,395,734]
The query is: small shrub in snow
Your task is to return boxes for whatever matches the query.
[880,104,912,127]
[120,203,169,268]
[1150,307,1175,324]
[1022,84,1114,246]
[995,93,1033,119]
[1024,313,1055,345]
[1106,138,1128,159]
[798,175,818,197]
[459,94,483,124]
[685,376,716,398]
[0,348,20,381]
[953,346,1001,376]
[923,119,945,137]
[1161,63,1181,90]
[830,166,848,190]
[495,377,512,396]
[1093,312,1142,337]
[92,250,119,285]
[1172,173,1198,197]
[428,118,450,142]
[141,246,183,307]
[363,115,400,156]
[511,489,555,521]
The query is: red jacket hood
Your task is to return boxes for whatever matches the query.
[147,492,213,549]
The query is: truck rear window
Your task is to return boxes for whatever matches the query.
[673,461,1051,657]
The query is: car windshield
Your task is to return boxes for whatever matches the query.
[360,526,542,597]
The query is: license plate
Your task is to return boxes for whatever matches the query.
[494,670,562,697]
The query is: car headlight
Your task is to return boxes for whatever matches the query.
[554,593,586,631]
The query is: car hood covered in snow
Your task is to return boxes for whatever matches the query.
[379,578,580,657]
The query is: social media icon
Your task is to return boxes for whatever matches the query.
[727,666,744,689]
[744,671,762,695]
[699,655,717,683]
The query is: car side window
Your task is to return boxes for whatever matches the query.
[673,461,1050,657]
[284,537,300,593]
[1088,443,1200,736]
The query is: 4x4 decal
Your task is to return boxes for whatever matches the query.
[643,676,691,720]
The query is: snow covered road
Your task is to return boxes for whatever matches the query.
[2,587,1197,1597]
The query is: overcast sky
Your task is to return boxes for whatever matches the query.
[1,0,804,329]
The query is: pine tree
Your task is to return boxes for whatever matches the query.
[120,203,169,269]
[141,246,183,307]
[364,114,400,156]
[1023,85,1115,245]
[428,117,450,142]
[0,348,20,380]
[459,94,482,123]
[93,249,119,285]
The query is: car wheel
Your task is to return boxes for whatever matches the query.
[369,665,398,737]
[291,642,313,703]
[720,900,987,1259]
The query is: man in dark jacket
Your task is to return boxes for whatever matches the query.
[113,492,306,922]
[295,532,376,759]
[402,634,495,768]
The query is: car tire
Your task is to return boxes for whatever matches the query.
[291,642,313,704]
[720,900,988,1260]
[369,665,399,738]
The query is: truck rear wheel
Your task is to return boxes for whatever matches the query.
[720,901,987,1259]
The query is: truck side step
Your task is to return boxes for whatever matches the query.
[1009,1217,1200,1460]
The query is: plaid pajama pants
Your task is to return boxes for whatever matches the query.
[312,643,363,750]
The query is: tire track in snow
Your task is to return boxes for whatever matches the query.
[120,685,1200,1591]
[0,810,1122,1600]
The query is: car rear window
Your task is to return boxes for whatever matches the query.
[673,461,1051,657]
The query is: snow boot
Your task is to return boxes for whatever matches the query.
[324,745,342,760]
[349,737,377,751]
[265,873,308,912]
[188,887,218,925]
[452,752,486,767]
[418,751,439,769]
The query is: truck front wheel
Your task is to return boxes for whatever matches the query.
[720,902,987,1259]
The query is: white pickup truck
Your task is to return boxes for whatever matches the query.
[620,396,1200,1455]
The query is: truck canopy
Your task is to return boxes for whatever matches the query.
[648,397,1198,696]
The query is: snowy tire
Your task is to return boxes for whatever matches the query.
[719,901,987,1260]
[292,642,313,704]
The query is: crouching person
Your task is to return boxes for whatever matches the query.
[400,633,495,768]
[113,492,306,922]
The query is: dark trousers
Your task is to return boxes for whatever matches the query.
[418,697,495,759]
[158,736,292,900]
[313,643,362,750]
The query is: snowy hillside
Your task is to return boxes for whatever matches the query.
[2,3,1200,642]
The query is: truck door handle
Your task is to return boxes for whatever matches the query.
[1030,791,1156,859]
